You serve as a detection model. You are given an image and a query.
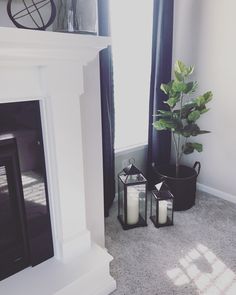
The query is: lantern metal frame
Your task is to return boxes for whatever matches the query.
[150,183,174,228]
[117,164,148,230]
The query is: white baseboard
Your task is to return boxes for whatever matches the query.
[197,182,236,204]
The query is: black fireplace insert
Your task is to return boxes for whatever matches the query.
[0,101,54,281]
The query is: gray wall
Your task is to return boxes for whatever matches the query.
[173,0,236,198]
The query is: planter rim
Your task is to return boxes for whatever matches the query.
[155,164,198,181]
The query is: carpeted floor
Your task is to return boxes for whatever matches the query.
[105,191,236,295]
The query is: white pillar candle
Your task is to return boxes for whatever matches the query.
[127,187,139,225]
[158,200,168,224]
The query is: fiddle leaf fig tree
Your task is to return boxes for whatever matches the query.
[153,60,213,177]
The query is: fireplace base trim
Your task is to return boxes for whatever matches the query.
[0,244,116,295]
[60,229,91,262]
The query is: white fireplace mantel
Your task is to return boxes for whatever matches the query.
[0,27,109,62]
[0,27,116,295]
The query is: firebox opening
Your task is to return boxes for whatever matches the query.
[0,100,54,281]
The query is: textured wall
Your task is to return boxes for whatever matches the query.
[173,0,236,197]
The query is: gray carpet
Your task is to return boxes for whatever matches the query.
[105,192,236,295]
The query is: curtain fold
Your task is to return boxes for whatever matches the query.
[147,0,174,188]
[97,0,115,217]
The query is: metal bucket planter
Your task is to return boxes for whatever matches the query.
[155,162,201,211]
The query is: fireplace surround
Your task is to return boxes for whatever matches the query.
[0,27,116,294]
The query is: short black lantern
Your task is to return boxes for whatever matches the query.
[150,182,174,228]
[118,163,147,230]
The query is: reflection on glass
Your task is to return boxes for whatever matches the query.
[22,171,47,216]
[118,178,125,223]
[151,193,157,221]
[136,184,146,222]
[0,165,17,251]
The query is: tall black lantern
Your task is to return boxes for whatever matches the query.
[150,183,174,228]
[118,163,147,230]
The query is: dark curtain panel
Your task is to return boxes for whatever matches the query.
[147,0,174,188]
[97,0,115,217]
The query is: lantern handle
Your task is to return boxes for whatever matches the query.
[129,158,135,165]
[193,161,201,176]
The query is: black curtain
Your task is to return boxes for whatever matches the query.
[147,0,174,188]
[97,0,115,217]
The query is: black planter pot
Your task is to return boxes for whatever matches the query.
[153,162,201,211]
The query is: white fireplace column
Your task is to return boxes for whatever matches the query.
[0,28,116,295]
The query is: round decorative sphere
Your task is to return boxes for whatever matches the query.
[7,0,56,30]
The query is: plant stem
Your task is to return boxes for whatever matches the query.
[176,134,180,177]
[175,90,184,178]
[172,132,179,177]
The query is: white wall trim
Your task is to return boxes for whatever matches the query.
[197,183,236,205]
[115,143,148,156]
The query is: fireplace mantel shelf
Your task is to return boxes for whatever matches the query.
[0,27,115,295]
[0,27,111,62]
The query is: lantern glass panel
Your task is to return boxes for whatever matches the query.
[126,186,140,225]
[118,176,125,223]
[167,199,173,224]
[136,184,146,223]
[118,164,147,229]
[150,189,174,228]
[126,184,146,225]
[151,193,157,222]
[158,200,168,225]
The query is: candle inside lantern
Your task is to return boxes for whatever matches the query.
[158,200,168,224]
[127,187,139,225]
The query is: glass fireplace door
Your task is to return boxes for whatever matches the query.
[0,139,29,281]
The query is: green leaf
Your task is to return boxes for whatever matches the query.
[192,143,203,152]
[197,130,211,135]
[181,102,197,118]
[182,142,203,154]
[180,124,200,137]
[153,120,167,130]
[172,81,186,93]
[165,97,178,108]
[159,110,173,115]
[184,81,198,94]
[153,119,173,130]
[187,66,194,76]
[188,110,201,122]
[174,71,184,82]
[175,60,188,75]
[203,91,213,103]
[182,143,194,154]
[174,61,194,77]
[200,108,210,115]
[160,83,170,95]
[195,95,205,107]
[153,118,182,131]
[195,92,213,109]
[155,110,172,118]
[180,123,210,137]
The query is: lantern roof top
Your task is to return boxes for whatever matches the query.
[123,164,141,175]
